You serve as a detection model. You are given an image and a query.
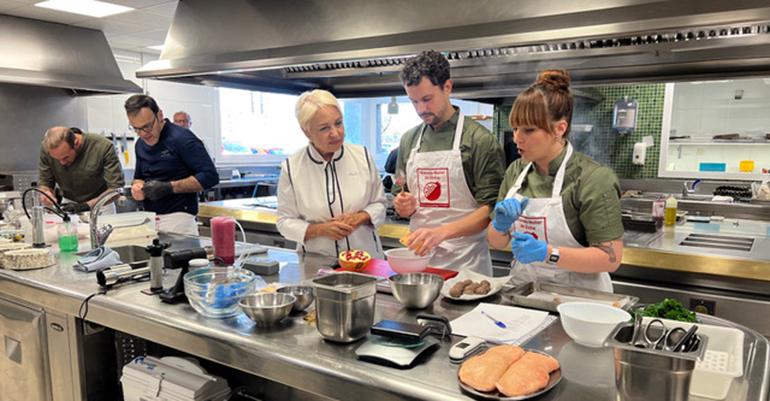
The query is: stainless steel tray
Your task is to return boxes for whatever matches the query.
[501,282,639,312]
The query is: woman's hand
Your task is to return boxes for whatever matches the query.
[393,191,417,217]
[511,232,548,264]
[306,221,354,241]
[331,212,370,230]
[492,197,529,232]
[407,227,450,257]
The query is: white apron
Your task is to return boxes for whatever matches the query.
[504,143,612,292]
[155,212,199,236]
[406,111,493,275]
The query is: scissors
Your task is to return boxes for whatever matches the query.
[643,319,687,351]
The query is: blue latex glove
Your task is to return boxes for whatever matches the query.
[492,197,529,232]
[511,232,548,264]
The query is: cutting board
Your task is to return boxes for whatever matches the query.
[335,258,458,280]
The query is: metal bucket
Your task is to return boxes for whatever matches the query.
[605,323,708,401]
[307,272,381,343]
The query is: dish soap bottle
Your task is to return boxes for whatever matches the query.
[57,215,78,252]
[664,195,678,226]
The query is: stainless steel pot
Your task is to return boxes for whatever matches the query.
[306,272,381,343]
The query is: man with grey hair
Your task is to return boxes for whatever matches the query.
[392,50,505,275]
[38,126,125,214]
[172,111,192,129]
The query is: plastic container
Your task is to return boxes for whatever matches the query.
[637,318,745,400]
[211,216,235,265]
[739,160,754,173]
[664,195,678,226]
[57,216,78,252]
[652,197,665,229]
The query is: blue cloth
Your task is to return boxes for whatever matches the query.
[134,119,219,215]
[74,246,122,272]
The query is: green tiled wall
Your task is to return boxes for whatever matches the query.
[494,83,666,179]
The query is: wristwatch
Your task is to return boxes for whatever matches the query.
[547,247,560,265]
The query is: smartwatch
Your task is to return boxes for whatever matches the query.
[547,247,560,265]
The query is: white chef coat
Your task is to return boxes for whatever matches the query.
[406,110,493,275]
[503,143,612,292]
[277,143,386,258]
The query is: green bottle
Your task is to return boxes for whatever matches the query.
[57,215,78,252]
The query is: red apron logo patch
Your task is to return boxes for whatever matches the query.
[424,181,441,201]
[416,167,450,208]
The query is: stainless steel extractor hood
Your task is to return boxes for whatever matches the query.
[137,0,770,99]
[0,14,141,95]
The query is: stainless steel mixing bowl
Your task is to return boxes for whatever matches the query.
[277,285,314,312]
[389,273,444,309]
[240,293,296,325]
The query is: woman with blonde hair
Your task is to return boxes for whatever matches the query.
[277,89,387,258]
[486,70,624,292]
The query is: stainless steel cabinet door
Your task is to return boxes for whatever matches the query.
[0,296,50,401]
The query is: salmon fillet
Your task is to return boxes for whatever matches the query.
[458,345,525,392]
[495,352,560,397]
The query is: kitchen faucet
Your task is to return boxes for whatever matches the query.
[89,188,150,248]
[682,179,702,198]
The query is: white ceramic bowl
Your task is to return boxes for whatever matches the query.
[384,248,431,273]
[557,301,631,348]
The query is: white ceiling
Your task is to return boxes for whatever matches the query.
[0,0,178,54]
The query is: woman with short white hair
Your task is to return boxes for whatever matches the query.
[277,90,387,258]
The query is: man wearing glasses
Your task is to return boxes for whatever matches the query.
[125,95,218,235]
[172,111,192,129]
[38,126,125,214]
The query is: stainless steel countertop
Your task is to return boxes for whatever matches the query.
[2,234,766,401]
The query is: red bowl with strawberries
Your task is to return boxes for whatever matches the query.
[338,250,371,272]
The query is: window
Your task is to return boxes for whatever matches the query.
[216,89,493,168]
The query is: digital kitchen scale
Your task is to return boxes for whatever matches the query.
[355,336,440,368]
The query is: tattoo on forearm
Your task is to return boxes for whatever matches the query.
[591,241,617,263]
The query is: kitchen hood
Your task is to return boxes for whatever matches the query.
[137,0,770,99]
[0,15,141,95]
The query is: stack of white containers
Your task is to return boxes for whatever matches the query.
[121,356,230,401]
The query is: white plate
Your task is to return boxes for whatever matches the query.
[441,270,511,301]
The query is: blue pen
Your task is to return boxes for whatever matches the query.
[482,311,507,329]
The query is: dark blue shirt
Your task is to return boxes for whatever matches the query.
[134,119,218,215]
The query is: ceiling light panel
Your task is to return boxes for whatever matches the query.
[35,0,134,18]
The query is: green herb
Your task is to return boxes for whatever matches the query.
[638,298,697,322]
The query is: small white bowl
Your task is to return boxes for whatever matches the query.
[557,301,631,348]
[385,248,431,273]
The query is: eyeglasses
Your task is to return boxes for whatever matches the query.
[129,114,158,134]
[174,119,190,124]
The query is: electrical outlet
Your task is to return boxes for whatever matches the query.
[696,148,704,155]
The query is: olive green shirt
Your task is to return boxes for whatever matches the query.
[39,133,125,203]
[495,146,624,246]
[392,107,505,207]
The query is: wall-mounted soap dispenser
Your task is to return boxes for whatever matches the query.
[613,96,638,135]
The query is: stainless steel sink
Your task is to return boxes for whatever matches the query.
[75,244,149,263]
